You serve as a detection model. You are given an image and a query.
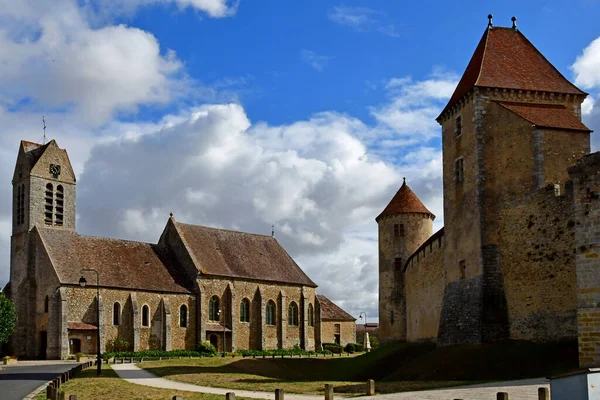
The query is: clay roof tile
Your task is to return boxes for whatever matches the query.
[497,102,591,132]
[317,295,356,321]
[376,180,434,221]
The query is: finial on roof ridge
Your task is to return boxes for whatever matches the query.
[511,16,517,31]
[488,14,493,28]
[169,212,174,218]
[271,224,275,237]
[403,177,406,185]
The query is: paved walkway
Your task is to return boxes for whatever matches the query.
[112,363,550,400]
[0,361,82,400]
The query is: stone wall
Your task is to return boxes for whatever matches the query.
[378,212,433,343]
[569,152,600,367]
[321,320,356,347]
[405,230,445,342]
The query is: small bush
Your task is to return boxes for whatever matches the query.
[106,337,130,352]
[344,343,356,353]
[354,343,364,352]
[370,337,379,349]
[75,352,85,358]
[323,343,343,354]
[103,349,217,359]
[195,341,217,355]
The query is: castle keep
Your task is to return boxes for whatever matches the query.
[5,140,355,359]
[378,18,600,367]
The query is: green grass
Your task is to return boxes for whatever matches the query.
[35,365,253,400]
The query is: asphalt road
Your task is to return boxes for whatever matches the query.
[0,362,78,400]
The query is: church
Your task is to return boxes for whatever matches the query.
[5,139,354,359]
[378,16,600,368]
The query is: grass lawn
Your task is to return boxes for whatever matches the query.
[35,365,253,400]
[138,357,467,395]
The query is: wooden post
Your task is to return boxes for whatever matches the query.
[324,384,334,400]
[275,388,285,400]
[497,393,508,400]
[58,391,66,400]
[538,387,549,400]
[366,380,375,396]
[226,392,236,400]
[46,385,56,400]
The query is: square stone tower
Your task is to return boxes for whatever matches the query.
[436,17,590,345]
[9,139,76,357]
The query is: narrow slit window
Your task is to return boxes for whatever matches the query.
[455,158,464,184]
[308,304,314,327]
[180,304,188,328]
[459,260,466,280]
[394,258,403,271]
[113,302,121,326]
[142,305,149,327]
[44,296,49,313]
[455,115,462,137]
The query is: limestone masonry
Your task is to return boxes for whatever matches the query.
[5,140,355,359]
[378,20,600,367]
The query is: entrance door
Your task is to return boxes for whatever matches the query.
[40,331,47,359]
[69,339,81,354]
[209,334,218,350]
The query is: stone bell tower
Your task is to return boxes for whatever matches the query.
[377,179,434,343]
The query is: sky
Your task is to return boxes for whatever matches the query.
[1,0,600,323]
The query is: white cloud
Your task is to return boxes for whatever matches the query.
[573,37,600,89]
[328,6,400,37]
[300,49,331,71]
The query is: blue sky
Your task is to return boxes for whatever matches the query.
[1,0,599,321]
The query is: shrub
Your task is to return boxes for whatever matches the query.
[103,349,217,359]
[370,336,379,349]
[75,352,85,358]
[344,343,356,353]
[323,343,343,354]
[354,343,364,352]
[106,337,130,352]
[195,341,217,355]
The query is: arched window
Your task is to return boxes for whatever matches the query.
[209,296,220,322]
[44,296,49,313]
[180,304,188,328]
[45,183,53,224]
[288,302,299,326]
[55,185,64,226]
[141,305,149,327]
[266,300,276,325]
[239,298,250,323]
[307,303,314,327]
[113,302,121,326]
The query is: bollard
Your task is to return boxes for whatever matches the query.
[54,377,61,389]
[172,397,184,400]
[69,395,78,400]
[275,388,285,400]
[226,392,236,400]
[497,393,508,400]
[538,387,549,400]
[324,384,334,400]
[59,391,66,400]
[46,385,56,400]
[366,379,375,396]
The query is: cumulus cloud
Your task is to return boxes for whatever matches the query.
[573,36,600,150]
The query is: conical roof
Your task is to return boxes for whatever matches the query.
[438,25,586,120]
[376,179,434,221]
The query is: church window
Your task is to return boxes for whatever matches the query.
[44,296,49,313]
[459,260,466,280]
[455,157,464,184]
[239,298,250,323]
[394,258,402,271]
[16,184,25,225]
[209,296,220,322]
[307,304,314,327]
[55,185,64,226]
[455,115,462,137]
[45,183,53,224]
[142,305,150,327]
[288,302,299,326]
[113,302,121,326]
[266,300,276,325]
[180,304,188,328]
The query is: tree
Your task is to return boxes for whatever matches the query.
[0,292,17,343]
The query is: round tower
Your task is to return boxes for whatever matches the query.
[376,178,434,343]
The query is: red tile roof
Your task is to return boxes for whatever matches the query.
[376,180,434,221]
[38,228,194,293]
[439,27,586,119]
[205,323,232,332]
[317,295,356,321]
[498,102,591,132]
[175,222,317,287]
[68,322,97,330]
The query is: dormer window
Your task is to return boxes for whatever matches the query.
[455,115,462,138]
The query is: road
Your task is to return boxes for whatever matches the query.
[0,361,80,400]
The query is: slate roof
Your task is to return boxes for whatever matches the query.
[317,295,356,321]
[175,222,317,287]
[439,27,586,119]
[38,228,193,293]
[498,102,591,132]
[376,180,434,222]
